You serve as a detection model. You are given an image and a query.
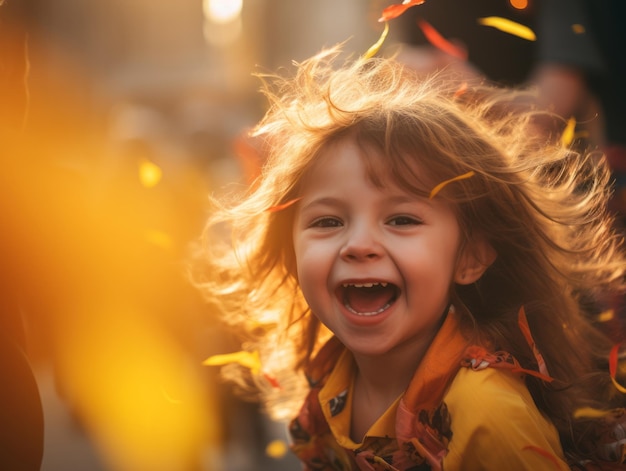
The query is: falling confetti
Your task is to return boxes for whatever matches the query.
[477,16,536,41]
[267,197,302,212]
[453,82,468,98]
[379,0,426,22]
[429,171,475,199]
[609,342,626,394]
[518,307,550,378]
[560,116,576,147]
[263,373,282,389]
[203,350,262,375]
[571,24,586,34]
[573,407,615,419]
[363,21,390,59]
[596,309,615,323]
[417,20,467,60]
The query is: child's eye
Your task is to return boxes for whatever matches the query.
[309,217,343,228]
[387,215,422,226]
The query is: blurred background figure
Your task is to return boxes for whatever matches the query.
[391,0,626,335]
[392,0,625,190]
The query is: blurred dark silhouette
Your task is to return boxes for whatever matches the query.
[1,0,45,468]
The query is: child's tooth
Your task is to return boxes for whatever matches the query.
[381,282,388,287]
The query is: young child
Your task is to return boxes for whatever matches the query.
[192,47,626,470]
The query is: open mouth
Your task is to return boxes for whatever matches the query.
[339,282,399,316]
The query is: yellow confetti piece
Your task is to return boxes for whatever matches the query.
[571,24,585,34]
[477,17,536,41]
[596,309,615,323]
[560,116,576,147]
[139,158,162,188]
[429,171,475,199]
[573,407,614,419]
[144,230,173,249]
[363,21,389,59]
[203,350,261,375]
[265,439,288,459]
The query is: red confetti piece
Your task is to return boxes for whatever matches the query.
[263,373,282,389]
[379,0,426,22]
[609,342,626,393]
[417,19,467,60]
[266,197,302,212]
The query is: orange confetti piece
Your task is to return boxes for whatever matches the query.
[453,82,468,98]
[596,309,615,323]
[379,0,426,22]
[417,20,467,60]
[203,350,261,375]
[139,158,162,188]
[429,171,475,199]
[571,24,585,34]
[363,21,390,59]
[609,342,626,393]
[477,16,536,41]
[522,445,564,470]
[560,116,576,147]
[518,306,551,378]
[267,197,302,212]
[509,0,528,9]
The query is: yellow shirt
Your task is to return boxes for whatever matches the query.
[443,367,566,470]
[289,311,569,470]
[315,349,566,470]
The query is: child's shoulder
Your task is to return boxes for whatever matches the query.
[442,367,566,470]
[445,366,540,419]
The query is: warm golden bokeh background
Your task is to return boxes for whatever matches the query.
[1,1,377,470]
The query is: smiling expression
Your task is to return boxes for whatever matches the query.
[292,137,472,359]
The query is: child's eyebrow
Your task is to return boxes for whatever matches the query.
[384,194,435,209]
[298,196,343,212]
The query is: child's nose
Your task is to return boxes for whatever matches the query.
[339,224,383,261]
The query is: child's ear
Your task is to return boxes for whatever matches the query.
[454,238,497,285]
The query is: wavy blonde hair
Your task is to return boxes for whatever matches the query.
[190,47,626,452]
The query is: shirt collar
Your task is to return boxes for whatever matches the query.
[318,348,401,449]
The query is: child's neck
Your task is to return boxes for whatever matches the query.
[349,343,428,443]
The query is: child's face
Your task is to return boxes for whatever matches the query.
[292,137,467,358]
